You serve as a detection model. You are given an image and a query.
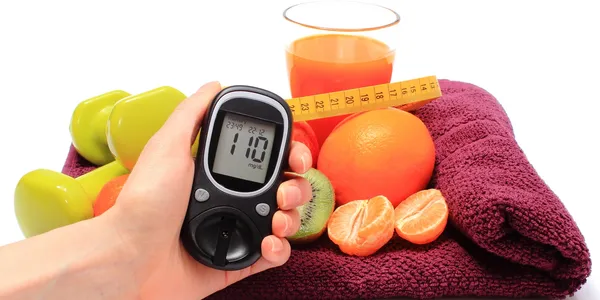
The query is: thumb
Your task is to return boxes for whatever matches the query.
[113,81,222,214]
[145,81,222,158]
[160,81,222,146]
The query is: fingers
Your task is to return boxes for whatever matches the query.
[271,209,301,237]
[220,236,290,285]
[269,142,314,238]
[277,177,311,210]
[260,236,292,266]
[273,176,312,237]
[241,142,315,277]
[288,141,312,174]
[247,236,292,275]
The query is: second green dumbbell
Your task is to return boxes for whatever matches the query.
[106,86,198,170]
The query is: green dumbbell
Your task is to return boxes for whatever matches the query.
[14,161,129,238]
[70,90,131,166]
[105,86,197,170]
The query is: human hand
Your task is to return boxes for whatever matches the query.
[100,81,313,299]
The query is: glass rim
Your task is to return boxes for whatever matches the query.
[283,0,400,32]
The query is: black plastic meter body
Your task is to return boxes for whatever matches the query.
[180,85,292,271]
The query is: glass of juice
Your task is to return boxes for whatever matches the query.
[283,0,400,146]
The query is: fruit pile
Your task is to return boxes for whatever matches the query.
[94,106,448,257]
[285,107,449,256]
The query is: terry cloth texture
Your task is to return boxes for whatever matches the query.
[61,79,591,299]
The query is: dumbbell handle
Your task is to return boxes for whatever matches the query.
[77,160,129,202]
[91,106,112,151]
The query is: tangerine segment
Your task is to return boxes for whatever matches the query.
[327,195,395,256]
[394,189,448,245]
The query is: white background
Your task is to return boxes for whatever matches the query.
[0,0,598,299]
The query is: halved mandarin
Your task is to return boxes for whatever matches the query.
[327,195,395,256]
[394,189,449,245]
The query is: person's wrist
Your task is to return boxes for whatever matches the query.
[99,208,137,247]
[90,209,148,295]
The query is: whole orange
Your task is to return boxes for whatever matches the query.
[94,174,130,216]
[317,108,436,208]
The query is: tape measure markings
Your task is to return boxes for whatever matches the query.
[286,75,442,121]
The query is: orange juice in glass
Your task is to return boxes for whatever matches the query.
[283,1,400,146]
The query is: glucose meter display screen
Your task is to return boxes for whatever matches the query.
[212,112,276,184]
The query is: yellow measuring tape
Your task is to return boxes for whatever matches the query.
[285,75,441,121]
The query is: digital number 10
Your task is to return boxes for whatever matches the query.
[230,133,269,163]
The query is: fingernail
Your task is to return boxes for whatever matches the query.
[285,185,302,208]
[283,214,291,235]
[300,152,311,172]
[270,237,283,253]
[279,187,287,208]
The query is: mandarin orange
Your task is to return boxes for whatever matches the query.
[93,174,129,216]
[327,195,395,256]
[394,189,448,244]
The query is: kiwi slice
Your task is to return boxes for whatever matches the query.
[287,168,335,244]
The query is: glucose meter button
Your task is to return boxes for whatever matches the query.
[255,203,270,216]
[194,188,210,202]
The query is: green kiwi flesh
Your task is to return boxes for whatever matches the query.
[287,168,335,244]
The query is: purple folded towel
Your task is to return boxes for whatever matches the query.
[61,79,591,299]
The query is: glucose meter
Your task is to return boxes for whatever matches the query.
[180,85,293,271]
